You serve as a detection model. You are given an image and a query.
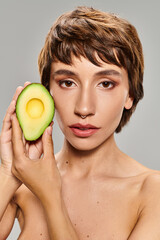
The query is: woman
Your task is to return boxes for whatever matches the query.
[0,6,160,240]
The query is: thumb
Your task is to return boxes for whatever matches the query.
[42,125,54,158]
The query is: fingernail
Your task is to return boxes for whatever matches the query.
[50,121,54,127]
[47,126,53,135]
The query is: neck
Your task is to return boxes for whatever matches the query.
[56,134,124,179]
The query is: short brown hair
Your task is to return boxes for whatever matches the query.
[38,6,144,133]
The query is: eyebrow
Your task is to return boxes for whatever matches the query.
[94,69,121,77]
[52,69,77,78]
[51,69,121,79]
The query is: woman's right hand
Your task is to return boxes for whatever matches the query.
[0,82,30,177]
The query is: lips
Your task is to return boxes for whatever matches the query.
[69,123,100,137]
[69,123,99,129]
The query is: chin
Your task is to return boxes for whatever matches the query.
[67,138,105,152]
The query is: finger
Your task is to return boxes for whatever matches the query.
[50,121,54,127]
[25,142,29,158]
[2,84,27,133]
[1,83,32,135]
[1,100,16,132]
[22,134,27,145]
[24,81,31,87]
[11,114,25,159]
[0,128,11,144]
[42,125,54,158]
[12,81,31,102]
[12,86,24,102]
[22,135,28,156]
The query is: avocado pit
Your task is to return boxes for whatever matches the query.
[26,98,44,119]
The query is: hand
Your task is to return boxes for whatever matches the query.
[11,115,62,201]
[0,82,30,177]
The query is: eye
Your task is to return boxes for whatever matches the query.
[59,80,76,88]
[98,81,115,89]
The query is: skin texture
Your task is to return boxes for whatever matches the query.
[50,56,132,153]
[1,57,160,240]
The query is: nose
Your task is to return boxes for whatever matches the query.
[74,87,96,118]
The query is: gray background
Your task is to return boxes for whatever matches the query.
[0,0,159,238]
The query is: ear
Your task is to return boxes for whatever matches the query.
[124,94,134,110]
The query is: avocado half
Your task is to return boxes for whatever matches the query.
[16,83,55,141]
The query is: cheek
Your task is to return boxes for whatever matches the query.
[99,92,127,127]
[54,102,66,126]
[50,89,65,128]
[52,93,74,133]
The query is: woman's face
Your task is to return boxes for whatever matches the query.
[50,56,133,151]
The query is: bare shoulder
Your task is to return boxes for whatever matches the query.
[127,170,160,239]
[123,153,160,188]
[140,169,160,200]
[142,169,160,188]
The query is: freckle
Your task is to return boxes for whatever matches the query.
[97,201,99,204]
[87,235,90,238]
[40,233,42,236]
[74,223,77,226]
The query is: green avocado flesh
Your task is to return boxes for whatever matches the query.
[16,83,55,141]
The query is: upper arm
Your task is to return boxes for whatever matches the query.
[0,199,18,240]
[128,172,160,240]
